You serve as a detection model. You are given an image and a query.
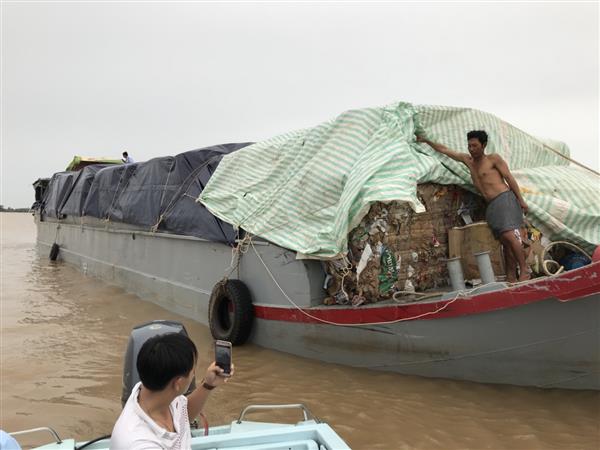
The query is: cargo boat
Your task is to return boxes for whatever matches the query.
[33,207,600,390]
[32,101,600,391]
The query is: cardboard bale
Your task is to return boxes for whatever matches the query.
[329,183,487,303]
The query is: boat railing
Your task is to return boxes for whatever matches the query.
[9,426,63,444]
[236,403,319,424]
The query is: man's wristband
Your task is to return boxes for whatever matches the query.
[201,379,216,390]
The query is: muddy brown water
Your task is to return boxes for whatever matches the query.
[1,213,599,449]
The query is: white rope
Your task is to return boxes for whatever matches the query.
[249,234,585,324]
[508,122,599,176]
[540,240,592,277]
[150,160,176,232]
[248,236,470,327]
[158,155,222,223]
[543,259,564,276]
[335,255,353,304]
[158,159,175,212]
[221,233,252,280]
[53,223,60,244]
[540,142,599,176]
[392,290,446,303]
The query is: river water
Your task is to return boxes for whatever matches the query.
[1,213,598,449]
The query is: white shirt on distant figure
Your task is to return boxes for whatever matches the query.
[110,382,191,450]
[123,155,135,164]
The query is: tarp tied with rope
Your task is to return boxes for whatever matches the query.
[84,163,139,219]
[62,143,252,244]
[98,143,252,243]
[61,164,112,217]
[198,102,600,258]
[42,171,79,218]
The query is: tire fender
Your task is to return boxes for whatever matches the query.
[49,243,60,261]
[208,279,254,345]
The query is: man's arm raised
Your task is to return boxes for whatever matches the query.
[416,136,469,165]
[187,362,233,421]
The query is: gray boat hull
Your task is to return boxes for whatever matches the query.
[251,296,599,390]
[35,217,600,390]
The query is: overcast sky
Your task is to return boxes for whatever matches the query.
[2,2,598,207]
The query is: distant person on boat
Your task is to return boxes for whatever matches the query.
[122,151,135,164]
[110,333,233,450]
[416,130,530,282]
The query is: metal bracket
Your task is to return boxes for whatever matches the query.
[9,426,63,444]
[236,403,319,424]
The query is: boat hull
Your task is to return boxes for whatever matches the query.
[251,295,599,390]
[35,217,600,390]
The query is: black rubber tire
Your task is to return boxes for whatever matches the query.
[208,279,254,345]
[49,243,60,261]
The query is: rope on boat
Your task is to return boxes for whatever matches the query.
[541,241,592,276]
[105,165,132,222]
[219,232,251,282]
[158,159,176,212]
[53,222,60,243]
[392,290,446,303]
[539,142,600,176]
[248,235,470,327]
[247,233,591,325]
[509,122,600,176]
[149,161,177,233]
[150,155,223,232]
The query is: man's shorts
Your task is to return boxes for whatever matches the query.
[485,190,524,239]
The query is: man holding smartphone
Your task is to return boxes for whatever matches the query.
[111,333,234,450]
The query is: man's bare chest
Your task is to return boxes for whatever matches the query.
[469,160,500,182]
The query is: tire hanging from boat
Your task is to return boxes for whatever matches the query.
[49,243,60,261]
[208,279,254,345]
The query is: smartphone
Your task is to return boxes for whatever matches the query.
[214,340,232,377]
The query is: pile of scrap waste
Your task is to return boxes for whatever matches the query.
[199,101,599,305]
[323,184,485,305]
[323,185,554,306]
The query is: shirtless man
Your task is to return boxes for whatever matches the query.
[417,130,530,282]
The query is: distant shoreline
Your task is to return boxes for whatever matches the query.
[0,208,30,213]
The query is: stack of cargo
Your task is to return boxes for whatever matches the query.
[37,143,253,244]
[323,183,488,304]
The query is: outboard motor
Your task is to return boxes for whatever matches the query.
[121,320,196,407]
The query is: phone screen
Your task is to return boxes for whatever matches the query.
[215,341,232,375]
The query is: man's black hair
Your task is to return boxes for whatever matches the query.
[467,130,488,146]
[122,151,128,157]
[136,333,198,391]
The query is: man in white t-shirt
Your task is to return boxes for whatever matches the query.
[122,151,135,164]
[110,333,233,450]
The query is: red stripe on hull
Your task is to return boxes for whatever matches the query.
[254,261,600,324]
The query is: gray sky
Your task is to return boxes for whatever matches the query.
[2,2,598,207]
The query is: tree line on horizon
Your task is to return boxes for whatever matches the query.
[0,205,30,212]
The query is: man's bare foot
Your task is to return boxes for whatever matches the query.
[507,277,517,283]
[518,272,531,282]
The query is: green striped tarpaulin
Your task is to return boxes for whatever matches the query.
[199,102,600,258]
